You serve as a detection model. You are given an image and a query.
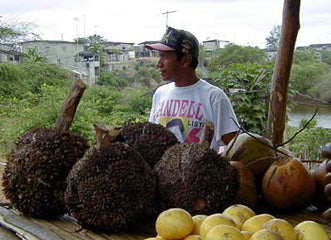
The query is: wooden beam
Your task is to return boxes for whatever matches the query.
[267,0,301,145]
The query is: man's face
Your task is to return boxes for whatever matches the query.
[157,51,182,81]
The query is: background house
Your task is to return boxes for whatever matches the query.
[102,41,135,71]
[0,44,22,64]
[202,39,230,56]
[19,40,99,85]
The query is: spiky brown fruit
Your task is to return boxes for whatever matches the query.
[118,122,179,167]
[154,143,240,215]
[64,142,156,232]
[15,127,54,148]
[2,127,89,218]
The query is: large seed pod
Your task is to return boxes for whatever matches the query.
[3,128,89,218]
[154,143,239,215]
[64,142,156,232]
[223,133,277,178]
[118,122,179,167]
[2,79,88,219]
[262,157,316,211]
[230,161,259,210]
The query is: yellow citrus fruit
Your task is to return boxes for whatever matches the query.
[223,204,256,230]
[156,236,167,240]
[205,224,245,240]
[250,229,285,240]
[241,230,253,240]
[242,213,275,233]
[199,213,237,239]
[155,208,194,240]
[145,237,166,240]
[192,214,207,235]
[294,220,330,240]
[183,235,202,240]
[263,218,297,240]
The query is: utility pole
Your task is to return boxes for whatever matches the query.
[73,17,80,41]
[162,10,177,30]
[83,14,86,39]
[93,25,99,35]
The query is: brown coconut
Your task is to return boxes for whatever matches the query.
[230,161,259,209]
[261,157,316,211]
[223,133,277,178]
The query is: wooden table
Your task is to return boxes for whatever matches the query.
[0,205,330,240]
[0,162,330,240]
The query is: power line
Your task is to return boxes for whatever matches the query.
[162,10,177,30]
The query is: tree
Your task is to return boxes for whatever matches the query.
[208,44,266,72]
[76,34,106,71]
[265,25,281,51]
[267,0,300,145]
[23,47,46,63]
[209,62,274,134]
[75,34,105,47]
[0,16,40,44]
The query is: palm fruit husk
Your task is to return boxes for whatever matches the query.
[118,122,179,167]
[64,124,156,232]
[154,143,239,215]
[230,161,259,209]
[261,156,316,211]
[223,132,277,178]
[2,79,89,218]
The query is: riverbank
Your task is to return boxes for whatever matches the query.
[288,103,331,129]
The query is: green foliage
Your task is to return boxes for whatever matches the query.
[208,44,266,71]
[309,73,331,101]
[0,62,152,155]
[82,85,121,115]
[288,120,331,160]
[23,47,46,63]
[293,49,320,64]
[0,64,27,97]
[290,59,328,93]
[265,25,281,51]
[210,62,274,134]
[319,49,331,66]
[98,70,128,89]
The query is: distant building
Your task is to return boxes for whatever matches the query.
[297,43,331,51]
[265,49,277,61]
[202,39,230,56]
[103,41,135,62]
[137,41,159,58]
[309,43,331,51]
[19,40,99,85]
[0,44,22,64]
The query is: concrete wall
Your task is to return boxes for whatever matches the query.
[19,41,99,85]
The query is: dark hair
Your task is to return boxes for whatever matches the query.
[174,51,199,69]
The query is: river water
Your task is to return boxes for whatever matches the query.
[288,104,331,129]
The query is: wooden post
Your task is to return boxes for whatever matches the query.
[55,79,86,133]
[267,0,301,145]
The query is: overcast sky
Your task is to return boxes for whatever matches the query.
[1,0,330,48]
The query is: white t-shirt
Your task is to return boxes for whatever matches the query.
[149,79,239,151]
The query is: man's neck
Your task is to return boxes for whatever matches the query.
[174,72,199,87]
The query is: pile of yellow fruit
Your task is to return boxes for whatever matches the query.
[145,204,330,240]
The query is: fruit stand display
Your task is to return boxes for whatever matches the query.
[1,0,330,239]
[0,203,330,239]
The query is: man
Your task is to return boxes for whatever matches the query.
[146,26,238,152]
